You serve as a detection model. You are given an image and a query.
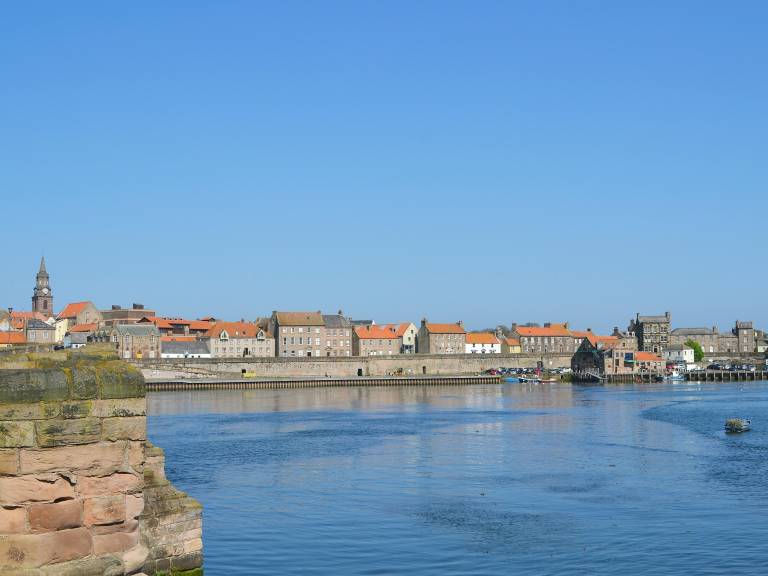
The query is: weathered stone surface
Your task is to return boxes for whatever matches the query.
[70,367,98,400]
[0,475,75,505]
[92,398,146,418]
[39,555,123,576]
[126,494,144,519]
[0,403,47,421]
[35,418,101,447]
[0,422,35,449]
[28,499,82,532]
[84,495,126,526]
[60,401,93,419]
[171,551,204,572]
[0,449,18,475]
[0,370,69,404]
[78,473,142,497]
[121,543,149,573]
[19,441,126,475]
[102,417,146,441]
[0,527,91,568]
[97,365,145,399]
[92,519,138,535]
[127,441,145,468]
[0,507,26,533]
[93,526,139,555]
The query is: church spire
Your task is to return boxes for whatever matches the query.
[38,256,47,276]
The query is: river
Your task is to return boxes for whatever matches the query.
[147,380,768,575]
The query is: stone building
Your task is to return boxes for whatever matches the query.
[669,327,719,354]
[203,321,274,358]
[55,301,102,343]
[270,311,325,357]
[379,322,418,354]
[628,312,671,353]
[353,324,401,356]
[100,324,161,359]
[635,351,665,373]
[100,304,157,327]
[25,317,55,345]
[670,320,757,354]
[0,308,10,331]
[572,333,635,375]
[417,320,466,354]
[323,311,353,357]
[663,344,695,366]
[732,321,756,353]
[465,332,501,354]
[31,257,54,318]
[511,323,576,354]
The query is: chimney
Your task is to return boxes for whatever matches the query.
[544,322,551,328]
[510,323,518,332]
[133,304,144,310]
[421,318,427,327]
[112,305,121,310]
[457,320,464,329]
[587,328,592,333]
[612,326,620,336]
[338,309,343,316]
[665,311,671,320]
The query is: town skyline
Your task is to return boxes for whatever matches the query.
[1,256,765,335]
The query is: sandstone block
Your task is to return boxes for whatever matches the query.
[39,555,123,576]
[0,370,69,404]
[92,518,138,535]
[0,507,26,533]
[126,494,145,519]
[28,499,82,532]
[19,442,125,475]
[121,543,149,573]
[92,398,146,418]
[60,401,93,419]
[127,441,145,468]
[183,537,203,554]
[102,416,146,441]
[77,472,142,497]
[92,525,139,554]
[0,474,75,505]
[0,421,35,448]
[84,495,125,526]
[71,367,98,400]
[170,551,203,572]
[35,418,101,447]
[0,527,90,568]
[0,449,18,475]
[0,403,46,421]
[97,365,145,399]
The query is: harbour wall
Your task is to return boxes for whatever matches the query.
[132,352,573,380]
[0,347,203,576]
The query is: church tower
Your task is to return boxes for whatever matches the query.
[32,257,53,317]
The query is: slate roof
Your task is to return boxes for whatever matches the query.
[637,315,669,323]
[114,324,160,337]
[671,327,714,335]
[322,314,352,329]
[161,340,210,356]
[69,333,88,345]
[26,319,54,331]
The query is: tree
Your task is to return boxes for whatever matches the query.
[685,339,704,362]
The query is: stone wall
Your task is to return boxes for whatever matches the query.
[133,352,573,380]
[0,347,203,575]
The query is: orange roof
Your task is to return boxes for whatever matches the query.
[379,323,412,337]
[161,336,197,342]
[505,337,520,346]
[69,323,97,333]
[206,321,266,339]
[635,352,663,362]
[355,325,400,340]
[466,332,499,345]
[515,325,572,337]
[57,302,91,320]
[425,323,465,334]
[11,311,48,321]
[139,316,213,331]
[11,318,25,330]
[0,332,26,345]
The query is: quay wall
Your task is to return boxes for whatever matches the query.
[0,347,203,576]
[132,352,573,380]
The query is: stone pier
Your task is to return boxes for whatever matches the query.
[0,347,203,575]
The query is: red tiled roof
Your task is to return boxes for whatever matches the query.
[505,337,520,346]
[466,333,499,345]
[11,311,48,321]
[57,302,91,320]
[139,316,213,331]
[206,322,266,339]
[161,336,197,342]
[635,352,663,362]
[355,325,400,340]
[516,325,572,337]
[69,323,97,333]
[425,323,465,334]
[379,323,412,337]
[0,332,26,345]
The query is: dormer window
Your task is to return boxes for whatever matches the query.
[219,330,229,341]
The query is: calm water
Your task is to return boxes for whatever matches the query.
[148,381,768,575]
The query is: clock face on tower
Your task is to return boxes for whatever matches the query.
[43,288,49,295]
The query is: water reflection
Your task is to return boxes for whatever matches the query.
[148,381,768,576]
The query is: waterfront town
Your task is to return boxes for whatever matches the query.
[2,259,766,377]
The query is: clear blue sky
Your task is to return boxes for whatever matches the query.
[2,1,766,333]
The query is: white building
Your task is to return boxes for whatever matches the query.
[662,344,695,366]
[465,333,501,354]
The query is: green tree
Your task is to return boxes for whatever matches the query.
[685,339,704,362]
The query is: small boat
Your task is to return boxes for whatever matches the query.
[519,377,540,383]
[539,378,558,383]
[724,418,751,433]
[665,370,685,381]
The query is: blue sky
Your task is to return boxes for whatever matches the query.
[1,1,766,332]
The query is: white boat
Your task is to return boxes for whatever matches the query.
[665,370,685,381]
